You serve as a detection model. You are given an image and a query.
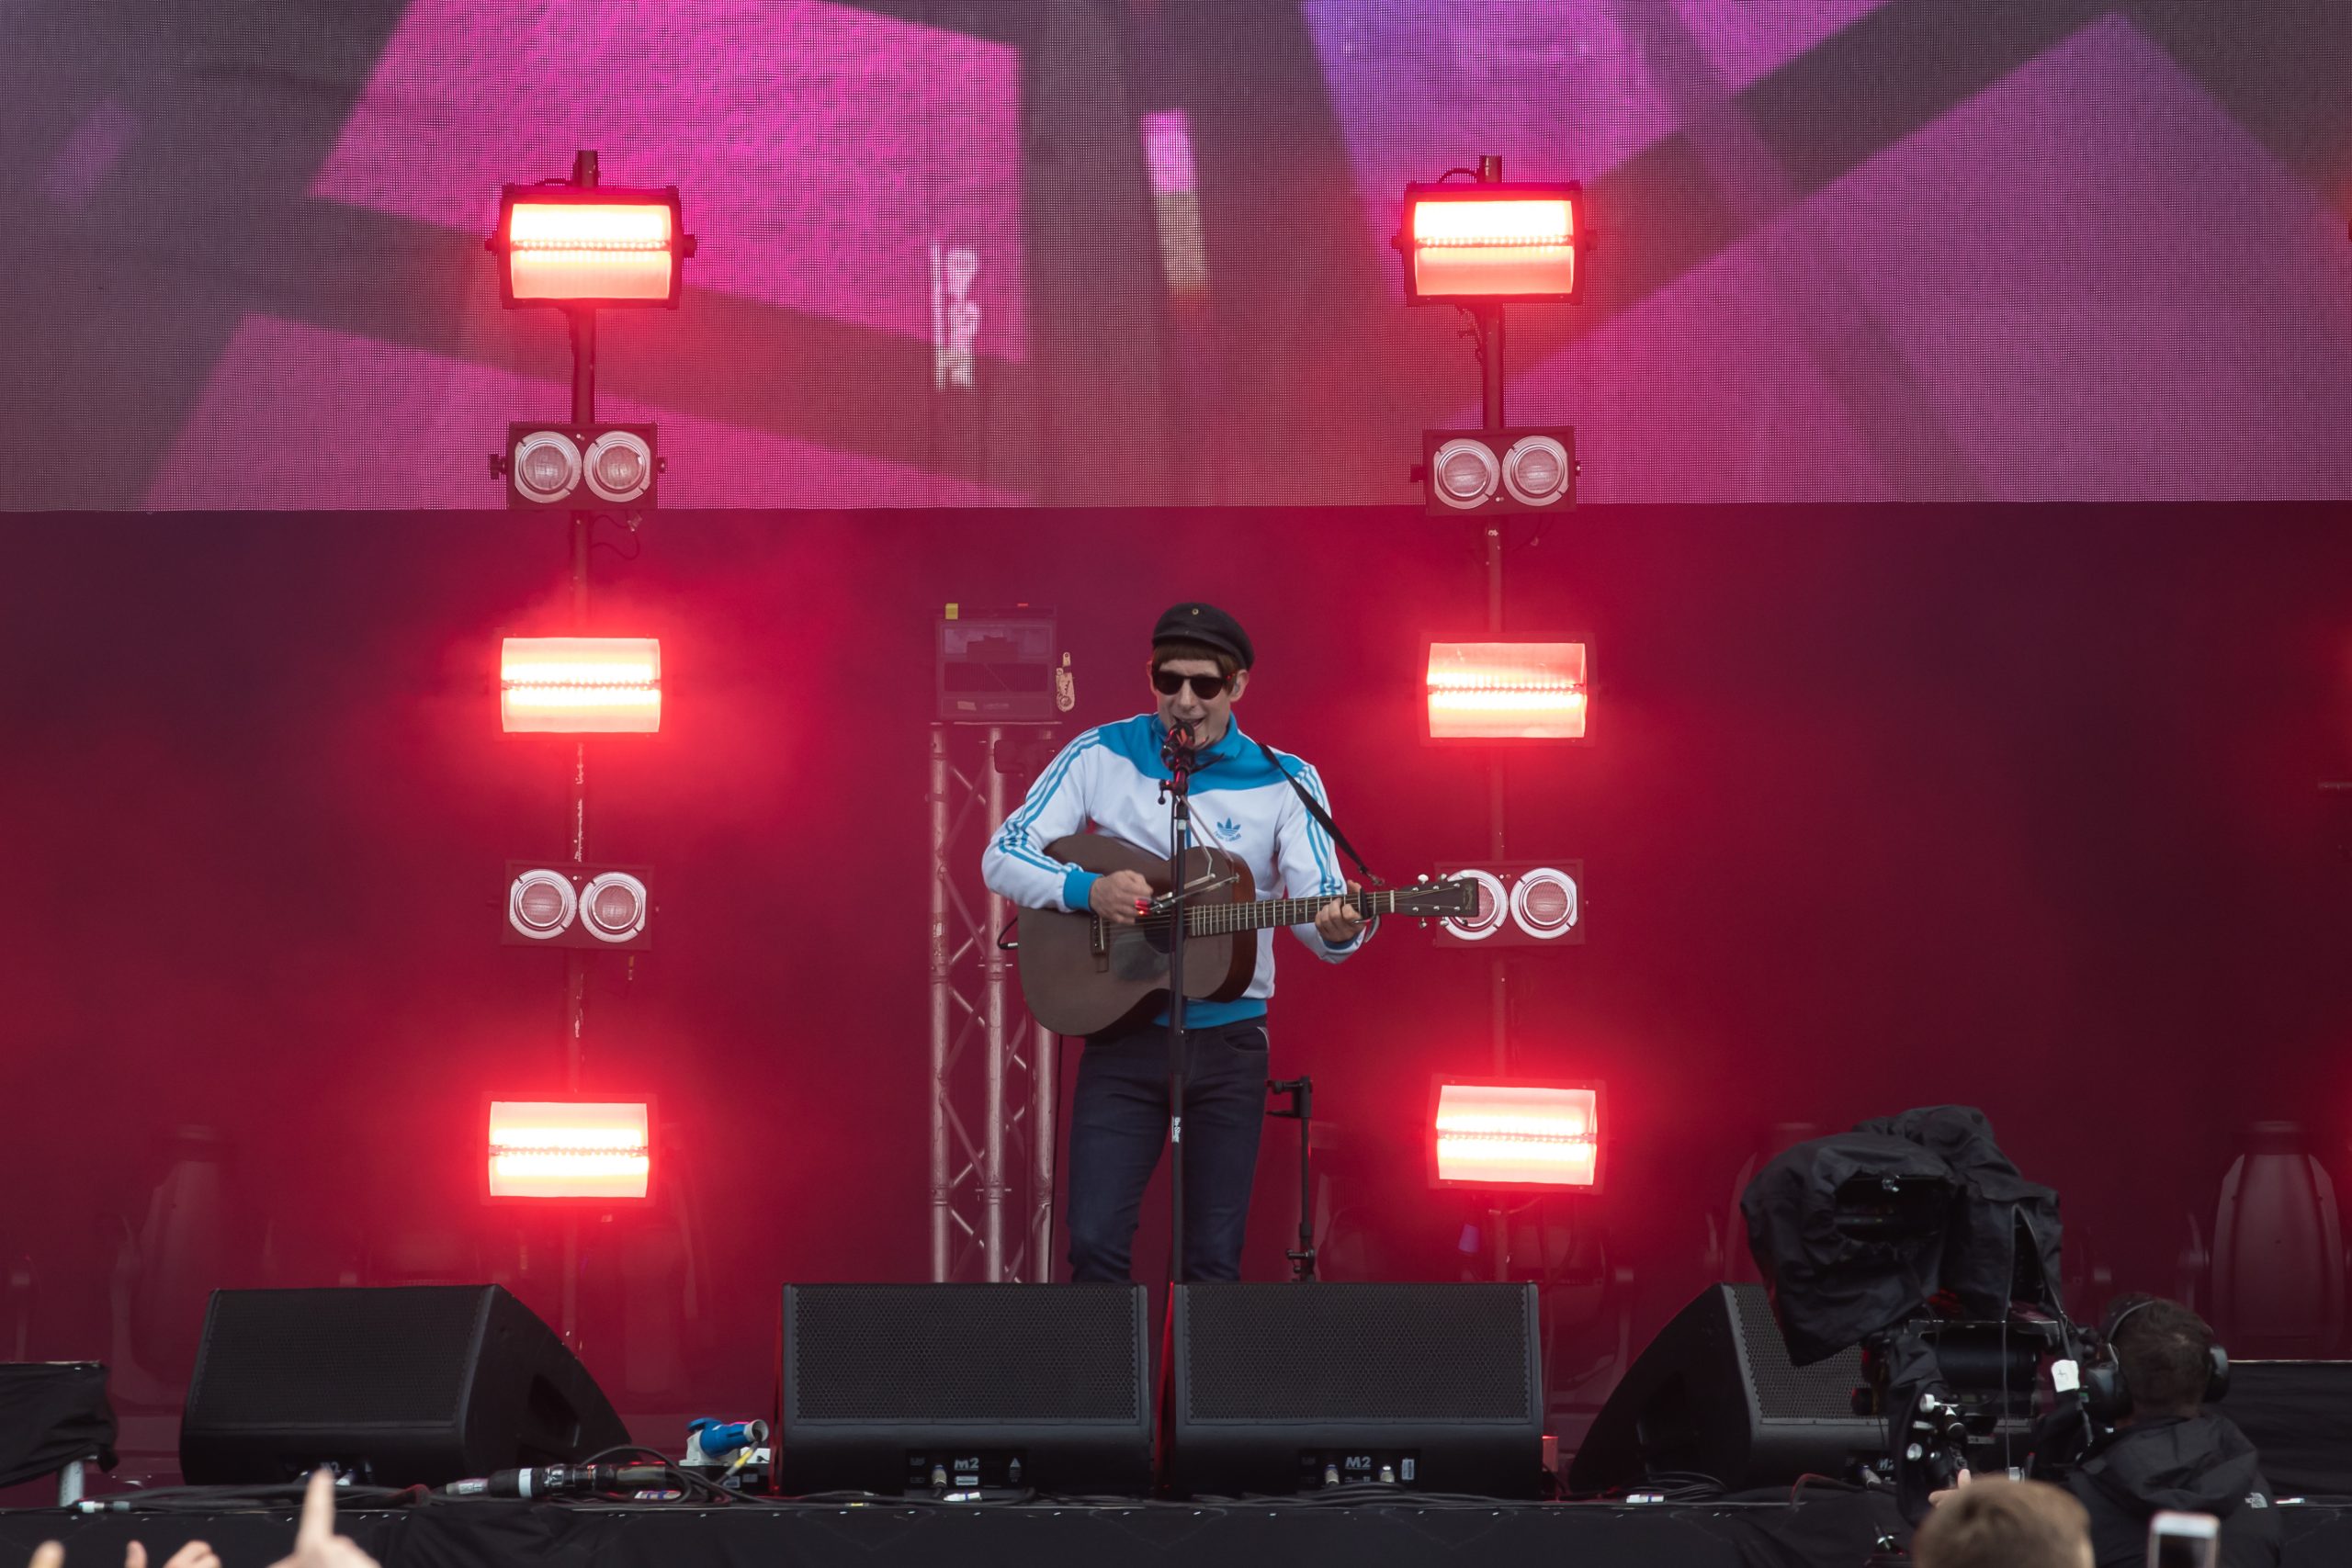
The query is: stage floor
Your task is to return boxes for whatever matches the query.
[6,1499,2351,1568]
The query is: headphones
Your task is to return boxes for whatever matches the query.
[2081,1298,2230,1420]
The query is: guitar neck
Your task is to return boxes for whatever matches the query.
[1184,887,1400,935]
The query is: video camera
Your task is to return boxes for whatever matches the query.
[1741,1108,2106,1518]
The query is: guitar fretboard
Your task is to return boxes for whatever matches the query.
[1163,887,1421,935]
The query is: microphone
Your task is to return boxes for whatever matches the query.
[442,1462,670,1498]
[1161,718,1199,773]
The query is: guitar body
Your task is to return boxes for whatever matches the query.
[1016,833,1258,1037]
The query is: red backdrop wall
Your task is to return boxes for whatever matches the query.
[6,503,2351,1450]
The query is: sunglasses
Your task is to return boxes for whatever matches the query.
[1152,668,1231,701]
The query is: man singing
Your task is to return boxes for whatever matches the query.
[981,603,1370,1282]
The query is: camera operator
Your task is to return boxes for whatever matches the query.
[2065,1296,2279,1568]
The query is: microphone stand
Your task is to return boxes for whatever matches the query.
[1159,721,1199,1283]
[1268,1076,1316,1280]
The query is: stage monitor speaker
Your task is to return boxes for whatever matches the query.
[179,1284,627,1486]
[2222,1360,2352,1495]
[777,1283,1151,1496]
[1166,1281,1544,1498]
[1565,1282,1882,1495]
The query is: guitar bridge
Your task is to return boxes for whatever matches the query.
[1089,915,1109,969]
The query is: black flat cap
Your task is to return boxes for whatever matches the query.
[1153,603,1254,669]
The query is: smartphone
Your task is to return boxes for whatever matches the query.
[2147,1509,2219,1568]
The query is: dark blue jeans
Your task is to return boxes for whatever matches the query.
[1066,1015,1270,1282]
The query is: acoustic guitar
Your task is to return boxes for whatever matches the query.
[1014,832,1477,1036]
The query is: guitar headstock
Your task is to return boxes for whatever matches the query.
[1393,874,1480,920]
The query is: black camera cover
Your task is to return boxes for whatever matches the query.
[0,1361,114,1490]
[1740,1106,2064,1366]
[1855,1105,2064,1320]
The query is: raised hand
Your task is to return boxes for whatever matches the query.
[266,1469,379,1568]
[27,1535,220,1568]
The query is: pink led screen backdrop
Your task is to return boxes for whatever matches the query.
[6,0,2352,509]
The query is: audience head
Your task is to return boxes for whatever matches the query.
[1913,1476,2093,1568]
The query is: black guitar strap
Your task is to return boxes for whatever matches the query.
[1253,737,1383,889]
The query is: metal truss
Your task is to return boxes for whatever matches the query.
[928,724,1059,1281]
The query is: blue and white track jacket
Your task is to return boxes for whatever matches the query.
[981,715,1371,1027]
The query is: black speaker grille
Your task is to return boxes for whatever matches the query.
[789,1286,1138,1423]
[1728,1283,1867,1421]
[1183,1283,1531,1423]
[194,1288,484,1428]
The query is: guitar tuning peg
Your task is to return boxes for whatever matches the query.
[1417,873,1430,883]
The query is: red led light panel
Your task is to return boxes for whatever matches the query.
[1399,184,1583,304]
[1432,1082,1600,1190]
[487,1100,650,1200]
[1427,641,1587,740]
[493,186,686,307]
[501,637,661,734]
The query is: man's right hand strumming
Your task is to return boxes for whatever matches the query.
[1087,869,1155,925]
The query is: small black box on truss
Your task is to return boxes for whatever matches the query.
[937,606,1062,724]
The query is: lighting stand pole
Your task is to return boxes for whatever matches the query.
[1476,150,1508,430]
[1473,152,1510,1081]
[560,145,599,1347]
[1474,152,1514,1285]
